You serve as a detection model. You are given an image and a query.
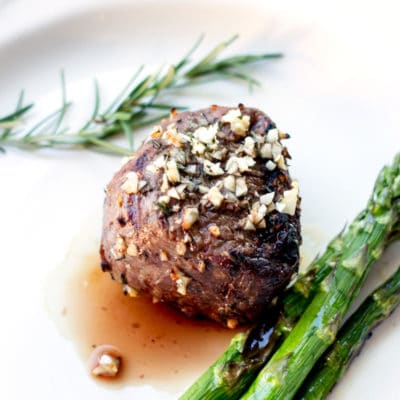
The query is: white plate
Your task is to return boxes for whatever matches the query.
[1,1,400,399]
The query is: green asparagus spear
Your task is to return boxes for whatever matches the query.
[282,228,345,319]
[241,153,400,400]
[297,265,400,400]
[179,232,343,400]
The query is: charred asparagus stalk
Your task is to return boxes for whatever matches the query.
[297,265,400,400]
[240,153,400,400]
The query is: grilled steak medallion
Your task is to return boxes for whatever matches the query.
[100,105,301,327]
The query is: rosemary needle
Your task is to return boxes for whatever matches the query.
[0,35,282,156]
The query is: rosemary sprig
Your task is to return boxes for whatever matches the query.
[0,35,282,156]
[0,92,33,132]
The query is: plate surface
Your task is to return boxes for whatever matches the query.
[1,1,400,399]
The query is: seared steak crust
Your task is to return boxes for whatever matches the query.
[100,105,301,327]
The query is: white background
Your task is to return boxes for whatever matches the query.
[0,1,400,399]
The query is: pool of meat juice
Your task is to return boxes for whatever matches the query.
[46,225,320,391]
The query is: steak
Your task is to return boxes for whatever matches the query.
[100,105,301,327]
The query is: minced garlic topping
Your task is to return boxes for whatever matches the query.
[260,192,275,205]
[176,242,187,256]
[174,269,191,295]
[126,243,138,257]
[275,181,299,216]
[121,171,147,194]
[221,109,250,136]
[193,124,218,144]
[206,186,224,207]
[160,250,169,261]
[266,160,276,171]
[163,123,185,147]
[225,156,256,174]
[123,107,297,235]
[182,207,200,230]
[203,159,224,176]
[235,177,248,197]
[223,175,236,192]
[208,225,221,237]
[266,128,279,143]
[111,236,126,260]
[165,159,180,183]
